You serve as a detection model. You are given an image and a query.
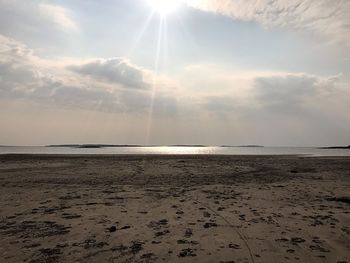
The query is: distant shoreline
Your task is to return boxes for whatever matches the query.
[319,145,350,149]
[45,144,265,149]
[1,145,349,149]
[221,145,264,148]
[45,144,209,148]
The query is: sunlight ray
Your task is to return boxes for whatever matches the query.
[127,10,155,57]
[163,17,168,70]
[146,16,165,144]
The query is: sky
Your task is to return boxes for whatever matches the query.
[0,0,349,146]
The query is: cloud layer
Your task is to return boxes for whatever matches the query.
[185,0,350,46]
[0,0,77,33]
[0,34,177,116]
[1,34,348,123]
[69,58,151,90]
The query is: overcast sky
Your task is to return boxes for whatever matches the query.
[0,0,349,146]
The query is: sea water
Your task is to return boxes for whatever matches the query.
[0,146,349,156]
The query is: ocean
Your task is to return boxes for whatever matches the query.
[0,146,349,156]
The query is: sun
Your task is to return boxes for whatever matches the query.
[147,0,182,15]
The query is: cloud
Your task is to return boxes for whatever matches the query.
[181,63,349,130]
[185,0,350,46]
[69,58,151,90]
[254,74,334,111]
[200,71,350,145]
[0,0,77,35]
[196,66,348,117]
[39,3,77,31]
[182,63,348,112]
[0,35,177,117]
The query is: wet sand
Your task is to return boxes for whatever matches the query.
[0,154,349,263]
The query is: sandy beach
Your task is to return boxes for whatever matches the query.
[0,154,349,263]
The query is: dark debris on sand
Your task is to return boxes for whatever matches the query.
[178,248,197,257]
[327,196,350,204]
[130,241,143,254]
[0,220,70,238]
[29,248,62,263]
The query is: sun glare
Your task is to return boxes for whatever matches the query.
[147,0,182,15]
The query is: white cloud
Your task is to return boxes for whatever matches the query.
[39,3,77,31]
[202,72,347,111]
[0,35,178,116]
[183,64,349,121]
[69,58,151,90]
[253,73,345,113]
[185,0,350,46]
[0,0,77,34]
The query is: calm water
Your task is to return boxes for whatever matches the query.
[0,146,349,156]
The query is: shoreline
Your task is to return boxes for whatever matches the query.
[1,146,350,158]
[0,153,308,156]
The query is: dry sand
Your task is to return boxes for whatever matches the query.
[0,154,349,263]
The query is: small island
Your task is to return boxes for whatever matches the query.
[46,144,143,148]
[319,145,350,149]
[220,145,264,148]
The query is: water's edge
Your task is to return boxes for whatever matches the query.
[0,146,349,157]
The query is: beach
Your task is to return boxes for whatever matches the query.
[0,154,349,263]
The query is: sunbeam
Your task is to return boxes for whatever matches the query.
[144,3,188,144]
[127,10,155,57]
[146,16,166,144]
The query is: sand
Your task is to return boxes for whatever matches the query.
[0,154,349,263]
